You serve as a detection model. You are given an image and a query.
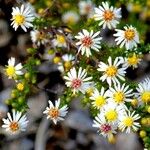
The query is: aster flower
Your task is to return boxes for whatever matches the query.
[90,87,108,109]
[58,54,75,72]
[100,102,125,124]
[123,53,142,69]
[93,113,117,138]
[5,57,24,79]
[97,56,126,86]
[64,67,93,94]
[118,110,140,133]
[62,11,79,25]
[43,99,68,124]
[114,25,139,50]
[135,77,150,105]
[2,110,28,134]
[30,30,49,46]
[75,29,102,57]
[11,4,35,32]
[106,83,133,104]
[78,0,94,18]
[94,1,121,29]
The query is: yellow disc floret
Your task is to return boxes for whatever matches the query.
[124,29,135,41]
[5,66,16,77]
[127,53,140,67]
[123,117,133,127]
[13,14,25,25]
[105,66,117,77]
[113,91,125,103]
[17,83,24,91]
[94,96,106,108]
[105,109,118,122]
[56,35,66,44]
[141,91,150,103]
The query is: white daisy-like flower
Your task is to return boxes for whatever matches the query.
[114,25,139,50]
[94,1,121,29]
[118,110,140,133]
[90,87,108,109]
[11,4,35,32]
[106,83,133,104]
[78,0,94,18]
[93,113,117,138]
[64,67,93,94]
[2,110,28,134]
[62,11,79,25]
[52,34,67,48]
[5,57,24,79]
[43,99,68,124]
[123,53,142,69]
[100,102,125,124]
[135,77,150,105]
[97,56,126,86]
[30,30,49,46]
[58,54,75,72]
[75,29,102,57]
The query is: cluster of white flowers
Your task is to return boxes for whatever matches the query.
[2,0,148,143]
[75,1,139,58]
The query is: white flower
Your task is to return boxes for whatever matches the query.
[90,87,108,109]
[58,54,75,72]
[94,1,121,29]
[62,11,79,25]
[135,77,150,105]
[78,0,94,18]
[2,110,28,134]
[52,34,67,48]
[106,83,133,104]
[97,56,126,86]
[93,113,117,138]
[114,25,139,50]
[5,57,24,79]
[75,29,102,57]
[100,102,125,124]
[118,110,140,133]
[123,53,142,69]
[64,67,93,94]
[30,30,49,46]
[43,99,68,124]
[11,4,35,32]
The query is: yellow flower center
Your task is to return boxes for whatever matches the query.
[48,108,59,119]
[103,10,114,21]
[113,91,125,103]
[6,66,16,77]
[66,16,76,24]
[86,88,94,96]
[141,91,150,103]
[105,66,117,77]
[13,14,25,25]
[64,61,72,70]
[9,121,19,132]
[37,32,45,40]
[105,109,118,122]
[53,56,61,64]
[17,83,24,91]
[95,96,106,108]
[127,54,139,66]
[123,117,133,127]
[56,35,66,44]
[124,29,135,41]
[131,98,138,107]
